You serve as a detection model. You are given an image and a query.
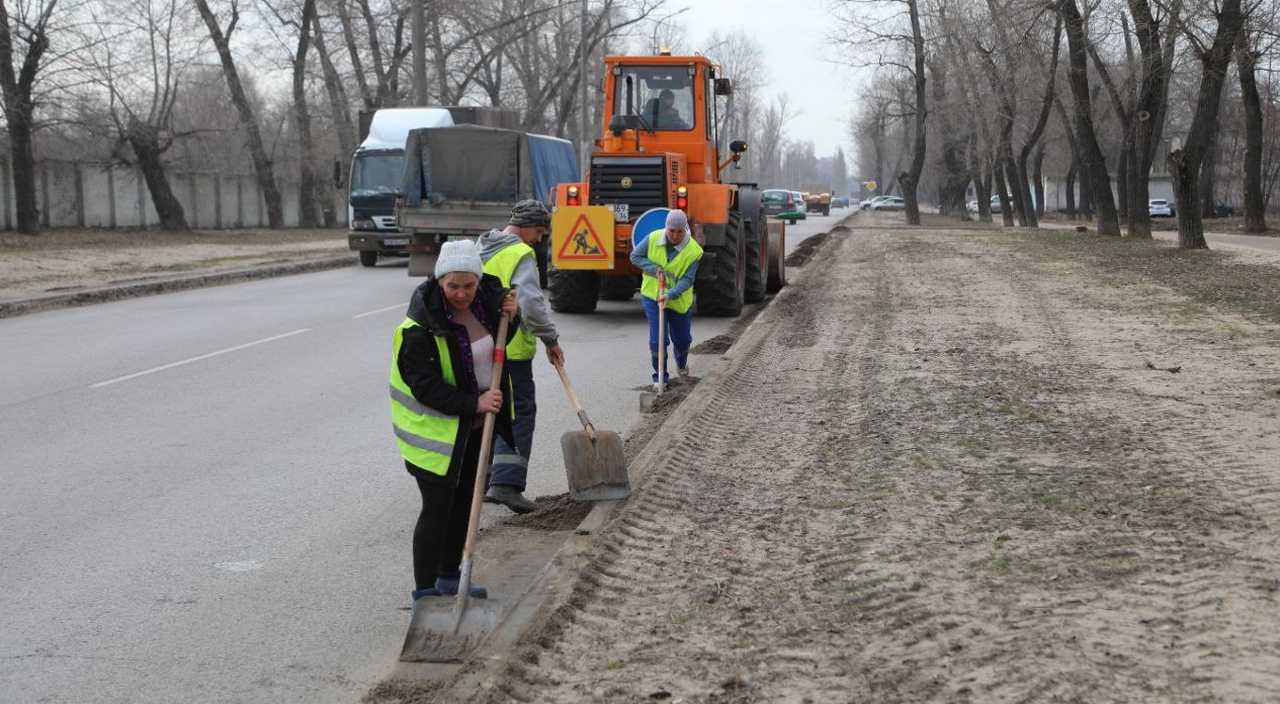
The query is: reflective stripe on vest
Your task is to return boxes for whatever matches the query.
[639,230,704,314]
[390,319,460,476]
[482,241,539,361]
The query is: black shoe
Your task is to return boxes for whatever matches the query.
[486,485,537,514]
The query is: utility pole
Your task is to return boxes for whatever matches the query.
[578,0,590,174]
[413,0,427,105]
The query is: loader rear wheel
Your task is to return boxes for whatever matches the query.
[549,269,600,313]
[743,215,767,304]
[694,210,746,317]
[599,275,636,301]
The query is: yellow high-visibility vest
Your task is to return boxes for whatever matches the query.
[639,230,704,314]
[389,319,459,476]
[482,242,539,361]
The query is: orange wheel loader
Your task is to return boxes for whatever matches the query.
[547,51,786,317]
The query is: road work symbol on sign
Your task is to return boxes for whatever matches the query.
[552,205,615,270]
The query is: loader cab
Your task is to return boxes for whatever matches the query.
[600,54,728,186]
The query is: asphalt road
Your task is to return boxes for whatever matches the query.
[0,213,839,704]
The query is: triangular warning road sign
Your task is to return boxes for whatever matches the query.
[556,212,610,260]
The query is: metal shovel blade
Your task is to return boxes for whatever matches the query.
[401,595,502,663]
[562,429,630,502]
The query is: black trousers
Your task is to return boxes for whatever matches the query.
[413,427,482,590]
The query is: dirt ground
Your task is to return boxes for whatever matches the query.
[0,228,347,300]
[408,214,1280,702]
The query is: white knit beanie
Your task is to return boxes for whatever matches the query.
[434,239,484,279]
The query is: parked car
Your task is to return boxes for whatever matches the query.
[831,197,848,209]
[1214,201,1235,217]
[1148,198,1175,217]
[871,196,906,212]
[862,195,891,210]
[762,188,806,224]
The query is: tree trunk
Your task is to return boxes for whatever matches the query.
[194,0,284,228]
[127,121,187,230]
[1058,0,1121,234]
[1237,28,1267,232]
[1034,146,1046,218]
[993,164,1014,226]
[7,105,38,233]
[292,0,320,229]
[1168,0,1243,249]
[1199,126,1217,218]
[974,167,993,223]
[902,0,927,225]
[1125,0,1179,240]
[1065,159,1078,218]
[1116,144,1130,229]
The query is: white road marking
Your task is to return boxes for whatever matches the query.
[353,303,404,319]
[215,560,263,573]
[90,328,312,389]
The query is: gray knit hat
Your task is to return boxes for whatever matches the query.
[434,239,484,279]
[509,199,552,227]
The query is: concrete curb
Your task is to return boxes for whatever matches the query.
[0,254,354,319]
[414,215,856,699]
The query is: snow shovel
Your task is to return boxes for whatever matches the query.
[400,302,511,663]
[639,270,667,413]
[554,360,630,502]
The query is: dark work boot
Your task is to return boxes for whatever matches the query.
[434,571,488,599]
[485,485,537,514]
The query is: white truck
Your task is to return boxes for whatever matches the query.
[345,107,518,267]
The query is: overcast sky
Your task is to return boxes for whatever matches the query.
[673,0,860,163]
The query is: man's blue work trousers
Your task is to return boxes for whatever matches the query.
[641,296,692,383]
[489,358,535,491]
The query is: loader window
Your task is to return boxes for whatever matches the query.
[613,66,695,131]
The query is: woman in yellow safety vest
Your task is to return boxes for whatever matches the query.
[630,209,703,389]
[390,239,518,604]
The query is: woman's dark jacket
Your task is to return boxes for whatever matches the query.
[396,274,518,485]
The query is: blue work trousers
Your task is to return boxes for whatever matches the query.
[642,296,693,383]
[488,358,535,491]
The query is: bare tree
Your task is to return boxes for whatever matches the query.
[1059,0,1122,235]
[0,0,63,233]
[1236,19,1266,232]
[79,0,204,229]
[260,0,321,227]
[1166,0,1246,248]
[194,0,285,228]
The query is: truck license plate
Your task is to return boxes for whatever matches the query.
[611,204,629,222]
[383,238,409,246]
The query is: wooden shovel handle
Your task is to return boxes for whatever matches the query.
[554,360,596,441]
[460,295,511,564]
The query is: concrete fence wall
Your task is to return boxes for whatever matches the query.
[0,159,343,230]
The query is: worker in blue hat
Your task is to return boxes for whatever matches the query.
[629,209,703,390]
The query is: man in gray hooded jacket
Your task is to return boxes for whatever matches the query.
[476,200,563,514]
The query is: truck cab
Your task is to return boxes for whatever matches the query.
[347,108,454,266]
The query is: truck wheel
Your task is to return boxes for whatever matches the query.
[766,224,787,292]
[694,210,746,317]
[743,215,766,304]
[599,274,636,301]
[359,250,378,267]
[822,206,830,216]
[549,269,600,313]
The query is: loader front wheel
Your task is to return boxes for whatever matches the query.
[549,269,600,313]
[694,210,746,317]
